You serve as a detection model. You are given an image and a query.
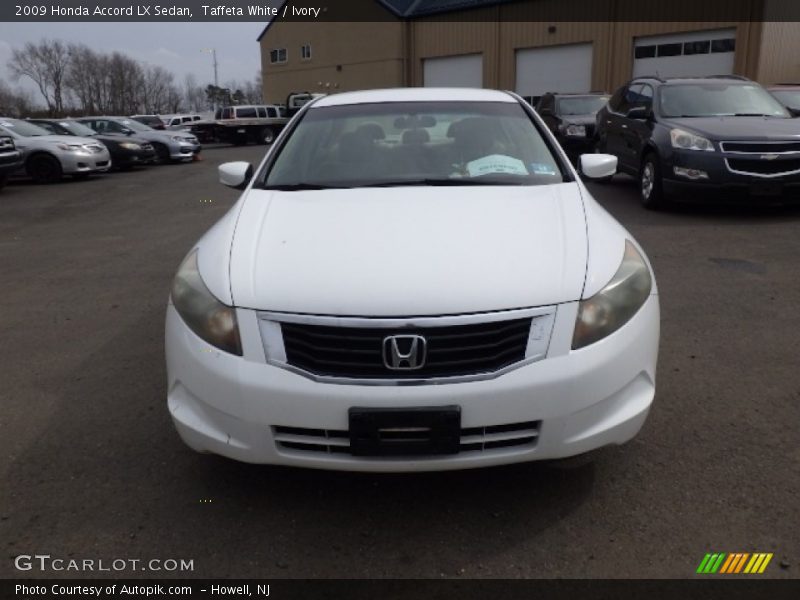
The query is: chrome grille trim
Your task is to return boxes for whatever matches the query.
[720,140,800,178]
[273,421,541,456]
[257,307,557,386]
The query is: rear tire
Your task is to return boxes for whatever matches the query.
[640,152,667,210]
[27,154,63,184]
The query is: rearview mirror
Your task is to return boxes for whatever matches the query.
[219,161,253,189]
[580,154,617,180]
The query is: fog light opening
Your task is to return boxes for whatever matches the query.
[673,166,709,180]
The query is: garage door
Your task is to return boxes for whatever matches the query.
[423,54,483,88]
[515,43,593,98]
[633,29,737,79]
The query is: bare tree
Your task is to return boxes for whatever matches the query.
[183,73,206,112]
[8,40,71,115]
[0,80,36,117]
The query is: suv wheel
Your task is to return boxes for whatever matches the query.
[27,154,63,184]
[640,153,666,210]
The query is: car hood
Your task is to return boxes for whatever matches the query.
[17,135,103,147]
[95,134,150,145]
[665,116,800,140]
[226,183,589,316]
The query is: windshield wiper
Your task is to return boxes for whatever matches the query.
[356,177,529,188]
[730,113,782,117]
[263,182,351,191]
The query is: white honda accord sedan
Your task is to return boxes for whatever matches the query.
[165,88,659,471]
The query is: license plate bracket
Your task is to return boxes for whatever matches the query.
[349,406,461,457]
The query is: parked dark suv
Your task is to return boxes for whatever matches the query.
[536,92,609,161]
[595,76,799,209]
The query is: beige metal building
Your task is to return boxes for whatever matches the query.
[258,0,800,104]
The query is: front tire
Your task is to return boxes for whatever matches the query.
[153,143,171,164]
[262,127,275,145]
[27,154,63,184]
[640,153,666,210]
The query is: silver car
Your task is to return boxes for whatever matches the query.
[77,116,201,163]
[0,118,111,183]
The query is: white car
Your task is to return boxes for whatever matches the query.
[165,88,660,472]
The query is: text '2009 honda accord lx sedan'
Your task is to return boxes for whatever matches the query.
[165,88,660,472]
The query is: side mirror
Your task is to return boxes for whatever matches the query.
[626,106,651,120]
[580,153,617,180]
[219,161,253,189]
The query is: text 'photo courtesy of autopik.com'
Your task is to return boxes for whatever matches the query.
[1,0,799,599]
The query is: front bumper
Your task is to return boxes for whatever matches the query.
[59,149,112,174]
[165,296,660,472]
[169,141,201,161]
[662,149,800,203]
[113,147,157,167]
[0,149,23,173]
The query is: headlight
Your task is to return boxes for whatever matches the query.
[55,143,85,153]
[572,240,652,350]
[119,142,141,150]
[171,135,189,142]
[670,128,714,151]
[563,124,587,137]
[171,250,242,355]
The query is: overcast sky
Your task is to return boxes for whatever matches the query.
[0,22,266,101]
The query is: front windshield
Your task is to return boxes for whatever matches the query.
[770,89,800,108]
[118,119,153,132]
[557,96,609,115]
[0,119,52,137]
[57,121,97,136]
[263,101,564,189]
[659,83,789,118]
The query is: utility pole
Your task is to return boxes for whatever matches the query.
[201,48,219,111]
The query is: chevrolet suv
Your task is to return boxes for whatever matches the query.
[595,76,799,209]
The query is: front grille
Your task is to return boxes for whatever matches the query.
[280,318,532,380]
[274,421,541,456]
[721,141,800,153]
[726,157,800,176]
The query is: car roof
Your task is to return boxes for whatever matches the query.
[313,88,516,107]
[632,76,752,85]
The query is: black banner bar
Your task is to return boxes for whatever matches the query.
[2,0,800,23]
[3,579,800,600]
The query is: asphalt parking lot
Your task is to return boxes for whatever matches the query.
[1,145,798,579]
